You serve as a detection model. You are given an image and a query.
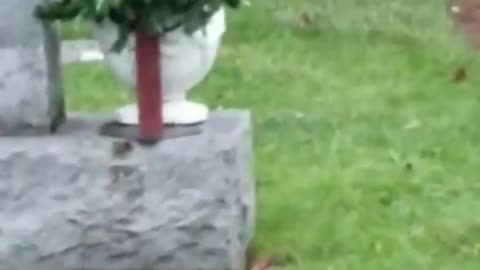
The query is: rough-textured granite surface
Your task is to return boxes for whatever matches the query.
[0,0,65,135]
[0,110,255,270]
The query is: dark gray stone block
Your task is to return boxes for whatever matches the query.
[0,110,256,270]
[0,0,65,135]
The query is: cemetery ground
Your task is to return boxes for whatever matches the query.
[61,0,480,269]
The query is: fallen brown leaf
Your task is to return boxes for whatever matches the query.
[452,66,467,83]
[300,11,313,27]
[250,260,272,270]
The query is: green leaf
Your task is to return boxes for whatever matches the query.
[34,0,242,51]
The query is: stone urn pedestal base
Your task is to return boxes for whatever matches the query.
[0,110,255,270]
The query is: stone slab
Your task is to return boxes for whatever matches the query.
[61,40,104,64]
[0,110,256,270]
[0,0,65,135]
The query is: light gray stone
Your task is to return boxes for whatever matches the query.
[0,110,256,270]
[0,0,65,135]
[61,40,104,64]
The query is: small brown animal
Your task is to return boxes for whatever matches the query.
[448,0,480,47]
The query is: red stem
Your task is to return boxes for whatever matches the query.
[135,31,163,143]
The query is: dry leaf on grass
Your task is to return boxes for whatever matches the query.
[452,66,467,83]
[249,260,272,270]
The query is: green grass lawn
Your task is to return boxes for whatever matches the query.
[62,0,480,269]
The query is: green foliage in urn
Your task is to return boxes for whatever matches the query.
[34,0,243,51]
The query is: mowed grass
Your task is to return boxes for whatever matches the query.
[63,0,480,269]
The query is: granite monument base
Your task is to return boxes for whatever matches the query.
[0,110,255,270]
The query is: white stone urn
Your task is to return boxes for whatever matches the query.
[92,7,226,125]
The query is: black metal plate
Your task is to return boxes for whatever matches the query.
[98,121,204,142]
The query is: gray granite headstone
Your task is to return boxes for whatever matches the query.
[0,110,255,270]
[0,0,65,135]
